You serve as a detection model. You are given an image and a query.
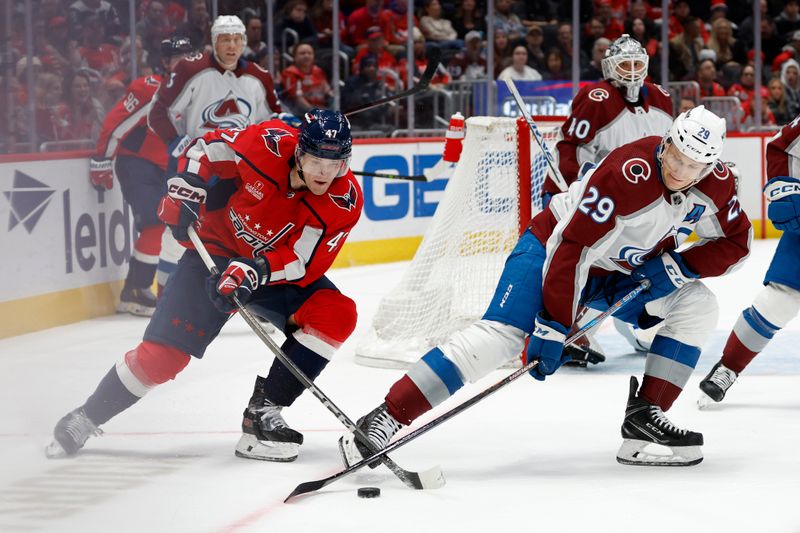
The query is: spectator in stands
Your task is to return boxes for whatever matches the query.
[498,45,542,82]
[519,0,557,25]
[31,72,71,143]
[580,38,610,81]
[541,48,569,80]
[706,0,736,34]
[399,28,451,87]
[728,64,769,108]
[775,0,800,37]
[452,0,486,41]
[77,16,122,77]
[669,15,703,81]
[781,59,800,117]
[243,15,267,61]
[739,0,767,47]
[493,27,513,78]
[352,29,399,90]
[742,98,776,129]
[276,0,318,48]
[582,17,607,59]
[343,54,387,131]
[627,0,647,22]
[493,0,526,42]
[707,18,747,68]
[627,18,658,60]
[45,17,82,74]
[554,22,585,72]
[419,0,461,51]
[697,58,725,97]
[384,0,419,55]
[41,0,67,22]
[281,43,333,114]
[447,30,487,81]
[136,1,174,66]
[768,77,793,126]
[678,97,696,114]
[176,0,211,51]
[346,0,391,48]
[594,0,624,41]
[64,70,105,141]
[524,25,546,73]
[33,17,71,76]
[761,19,787,69]
[311,0,348,49]
[68,0,122,45]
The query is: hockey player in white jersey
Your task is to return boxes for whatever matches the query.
[148,15,282,291]
[699,115,800,406]
[340,106,751,467]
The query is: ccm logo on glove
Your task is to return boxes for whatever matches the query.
[167,178,207,202]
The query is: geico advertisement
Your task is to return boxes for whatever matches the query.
[348,140,446,241]
[0,159,133,302]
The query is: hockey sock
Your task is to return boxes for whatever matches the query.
[124,258,158,291]
[720,306,780,374]
[82,366,141,426]
[640,335,701,411]
[386,348,465,425]
[125,225,162,289]
[262,334,329,407]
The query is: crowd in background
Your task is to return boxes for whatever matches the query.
[2,0,800,153]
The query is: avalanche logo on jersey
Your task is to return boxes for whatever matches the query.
[588,88,610,102]
[622,158,651,184]
[329,182,358,212]
[201,90,253,129]
[261,128,291,157]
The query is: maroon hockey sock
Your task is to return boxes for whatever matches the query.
[639,375,682,411]
[720,332,758,375]
[385,375,433,426]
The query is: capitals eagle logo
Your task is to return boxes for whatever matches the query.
[261,128,291,157]
[329,182,358,212]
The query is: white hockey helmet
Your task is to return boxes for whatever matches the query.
[660,105,726,189]
[211,15,246,47]
[601,34,649,102]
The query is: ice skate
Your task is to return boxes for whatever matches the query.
[45,408,102,458]
[616,377,703,466]
[338,403,403,468]
[235,376,303,461]
[698,362,738,408]
[117,286,157,317]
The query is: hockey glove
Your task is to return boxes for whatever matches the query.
[631,251,698,301]
[527,312,571,381]
[206,256,269,313]
[276,112,302,128]
[89,157,113,192]
[157,173,207,241]
[764,177,800,233]
[167,134,192,175]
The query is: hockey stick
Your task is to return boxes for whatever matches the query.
[186,226,445,491]
[285,279,650,502]
[352,170,428,182]
[344,47,442,117]
[504,79,569,193]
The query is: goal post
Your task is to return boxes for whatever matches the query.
[354,116,563,369]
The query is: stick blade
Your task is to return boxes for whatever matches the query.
[284,478,330,503]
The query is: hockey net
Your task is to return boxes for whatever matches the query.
[355,116,564,368]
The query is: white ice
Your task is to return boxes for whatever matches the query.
[1,239,799,533]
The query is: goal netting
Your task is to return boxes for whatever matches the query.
[355,116,563,368]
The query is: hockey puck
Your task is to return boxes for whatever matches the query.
[357,487,381,498]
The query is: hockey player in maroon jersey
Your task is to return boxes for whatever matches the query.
[699,114,800,406]
[90,36,194,316]
[549,34,674,365]
[46,109,362,463]
[340,106,751,467]
[148,15,283,292]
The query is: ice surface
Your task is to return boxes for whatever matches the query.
[1,240,799,532]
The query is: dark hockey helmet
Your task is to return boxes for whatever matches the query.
[160,36,194,58]
[297,109,352,177]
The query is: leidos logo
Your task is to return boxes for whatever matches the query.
[3,171,55,233]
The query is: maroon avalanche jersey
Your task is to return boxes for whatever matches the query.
[766,114,800,179]
[180,119,363,287]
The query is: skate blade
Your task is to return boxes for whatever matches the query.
[116,302,155,317]
[697,393,717,410]
[338,434,380,469]
[616,439,703,467]
[234,434,298,462]
[45,440,68,459]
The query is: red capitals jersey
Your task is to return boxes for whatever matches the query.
[180,119,363,287]
[148,52,282,143]
[766,114,800,179]
[281,65,332,108]
[531,136,752,328]
[95,74,168,168]
[550,80,673,196]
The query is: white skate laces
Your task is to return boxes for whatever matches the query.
[254,401,289,432]
[649,406,687,435]
[366,407,403,449]
[708,364,737,392]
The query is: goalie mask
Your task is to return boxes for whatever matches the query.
[296,109,352,182]
[658,105,726,191]
[601,34,649,103]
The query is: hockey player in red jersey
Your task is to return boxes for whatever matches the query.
[47,109,362,463]
[148,15,283,291]
[549,34,674,365]
[90,36,195,316]
[699,114,800,406]
[340,106,751,467]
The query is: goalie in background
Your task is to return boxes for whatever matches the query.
[547,33,675,364]
[699,115,800,406]
[46,109,362,463]
[340,106,751,467]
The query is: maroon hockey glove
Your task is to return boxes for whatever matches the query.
[89,157,113,192]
